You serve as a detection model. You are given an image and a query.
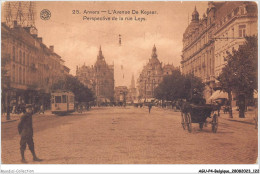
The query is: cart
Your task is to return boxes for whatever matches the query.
[181,103,218,133]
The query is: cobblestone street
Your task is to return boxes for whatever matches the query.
[1,106,258,164]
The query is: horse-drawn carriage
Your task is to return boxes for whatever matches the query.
[180,103,219,133]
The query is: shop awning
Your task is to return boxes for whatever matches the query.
[208,90,228,100]
[254,90,258,99]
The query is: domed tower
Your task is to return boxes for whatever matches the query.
[192,6,199,22]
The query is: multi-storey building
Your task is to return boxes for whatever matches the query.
[1,21,69,110]
[181,1,257,101]
[137,45,177,99]
[214,2,257,77]
[76,46,114,104]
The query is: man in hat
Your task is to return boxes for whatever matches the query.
[18,104,43,163]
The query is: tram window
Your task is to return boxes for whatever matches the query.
[55,96,61,103]
[62,95,67,103]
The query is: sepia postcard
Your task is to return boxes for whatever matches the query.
[1,1,258,173]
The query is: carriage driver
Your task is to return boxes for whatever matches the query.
[190,88,206,105]
[18,104,43,163]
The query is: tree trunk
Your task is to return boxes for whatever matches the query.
[238,94,245,118]
[228,91,233,118]
[6,91,10,120]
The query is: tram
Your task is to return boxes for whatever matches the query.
[51,91,75,114]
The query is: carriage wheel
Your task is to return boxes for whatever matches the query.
[199,123,204,130]
[211,114,218,133]
[185,113,192,133]
[181,112,186,130]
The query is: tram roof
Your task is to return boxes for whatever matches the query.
[51,90,74,95]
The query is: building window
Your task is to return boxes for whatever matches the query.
[19,51,22,64]
[12,64,15,82]
[23,52,25,64]
[12,46,16,61]
[241,7,245,15]
[19,67,22,84]
[23,68,25,84]
[27,54,29,65]
[234,7,239,15]
[239,25,246,37]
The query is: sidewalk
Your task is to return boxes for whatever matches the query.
[1,113,22,123]
[220,108,257,125]
[158,105,257,125]
[1,110,53,123]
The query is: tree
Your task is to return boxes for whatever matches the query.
[51,75,95,103]
[217,36,258,118]
[218,64,234,118]
[154,69,205,102]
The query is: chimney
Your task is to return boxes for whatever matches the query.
[37,37,42,42]
[50,45,54,52]
[32,34,38,38]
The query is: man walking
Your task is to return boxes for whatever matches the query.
[18,104,43,163]
[148,103,152,114]
[39,104,44,114]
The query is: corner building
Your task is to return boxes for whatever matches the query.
[181,2,257,101]
[76,47,114,105]
[1,21,69,109]
[137,45,177,99]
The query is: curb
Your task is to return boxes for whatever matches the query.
[1,119,19,124]
[220,116,255,125]
[225,118,255,125]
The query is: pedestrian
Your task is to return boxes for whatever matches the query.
[39,104,44,114]
[148,103,152,114]
[12,105,16,114]
[18,104,43,163]
[79,103,83,113]
[216,101,221,116]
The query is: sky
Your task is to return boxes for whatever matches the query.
[3,1,209,87]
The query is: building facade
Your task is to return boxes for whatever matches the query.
[114,86,128,105]
[213,2,258,77]
[181,2,257,101]
[137,45,177,99]
[1,21,69,111]
[76,46,114,104]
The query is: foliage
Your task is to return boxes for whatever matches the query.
[51,74,95,102]
[218,36,258,98]
[154,69,205,101]
[217,35,258,117]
